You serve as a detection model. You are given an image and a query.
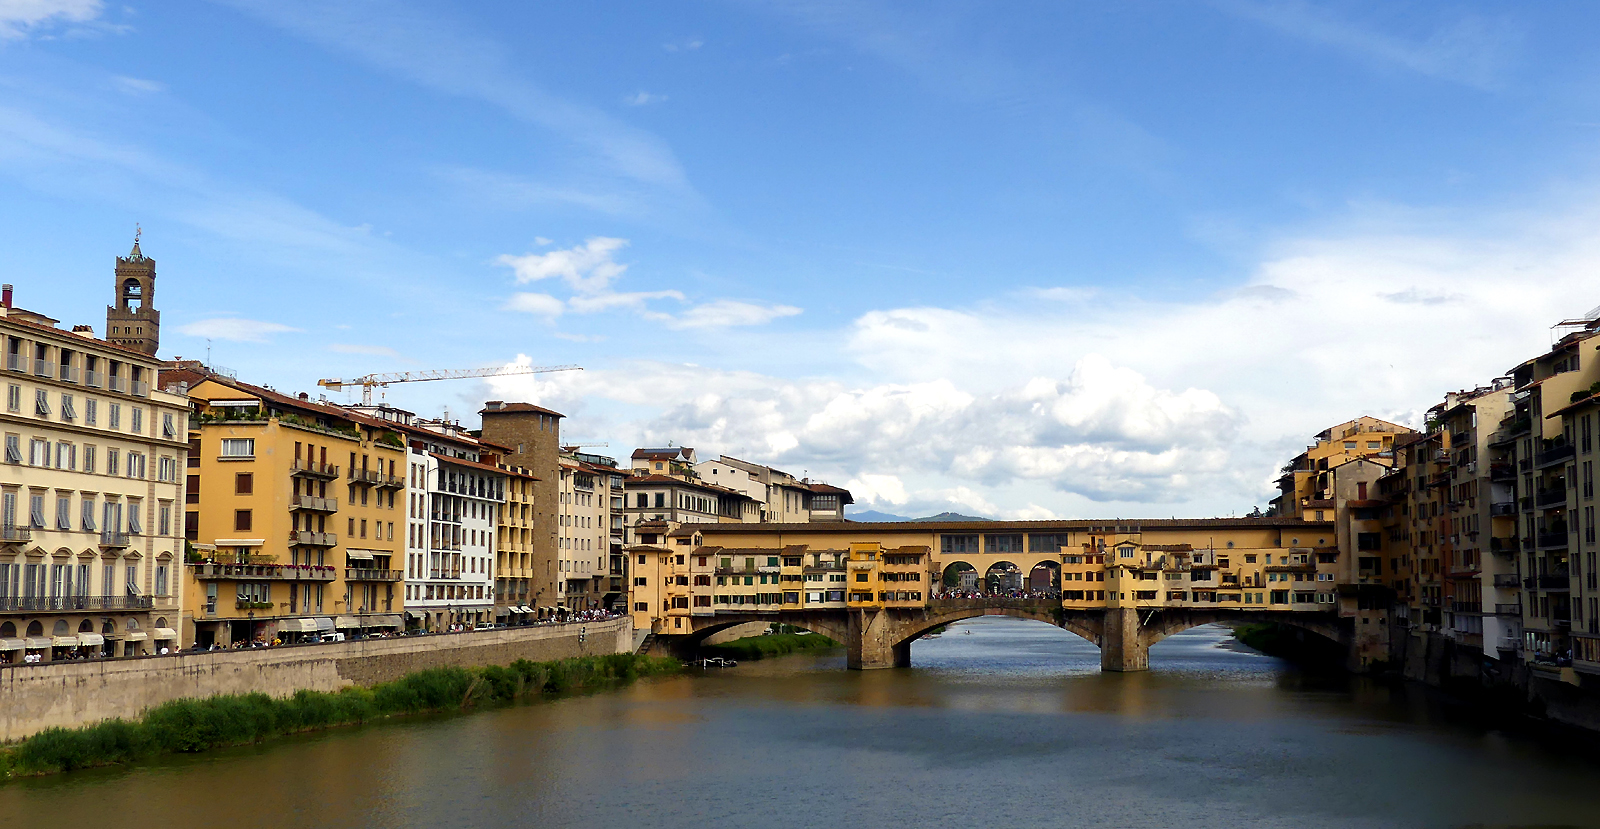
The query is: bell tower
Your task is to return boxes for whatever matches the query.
[105,226,160,356]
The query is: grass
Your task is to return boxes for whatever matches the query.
[0,653,679,780]
[700,632,839,661]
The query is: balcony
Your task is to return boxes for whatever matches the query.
[84,369,103,388]
[1489,464,1516,482]
[194,562,337,582]
[1537,530,1569,550]
[131,380,149,397]
[345,567,403,582]
[108,375,128,393]
[1537,443,1576,469]
[1489,502,1517,517]
[0,595,154,612]
[0,526,31,544]
[1495,603,1523,616]
[1536,486,1568,509]
[350,468,382,485]
[58,364,78,383]
[290,460,341,480]
[291,494,339,512]
[1451,600,1482,613]
[1538,574,1571,590]
[1493,573,1522,588]
[99,531,129,548]
[4,353,20,372]
[32,358,52,378]
[376,473,404,489]
[289,530,338,547]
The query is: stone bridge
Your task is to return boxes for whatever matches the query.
[656,600,1352,671]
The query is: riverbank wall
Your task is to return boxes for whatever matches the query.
[0,618,633,742]
[1388,628,1600,733]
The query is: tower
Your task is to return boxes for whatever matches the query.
[105,227,160,356]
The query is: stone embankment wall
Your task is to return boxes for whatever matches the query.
[0,618,633,742]
[1391,628,1600,734]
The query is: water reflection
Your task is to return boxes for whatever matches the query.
[1,618,1595,829]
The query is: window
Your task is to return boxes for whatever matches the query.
[1120,546,1136,558]
[55,442,74,470]
[158,456,176,482]
[127,501,141,534]
[82,445,95,473]
[81,497,95,531]
[1343,441,1356,449]
[34,388,49,416]
[941,535,979,553]
[158,502,171,536]
[1357,532,1382,551]
[985,534,1024,553]
[126,452,145,479]
[235,510,252,532]
[109,403,121,430]
[220,438,255,458]
[3,434,17,464]
[4,385,16,412]
[85,398,96,425]
[28,493,45,528]
[130,408,143,434]
[60,394,75,420]
[155,564,168,596]
[28,438,47,466]
[55,495,70,530]
[236,472,253,494]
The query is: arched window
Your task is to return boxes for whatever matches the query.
[0,621,14,638]
[26,621,43,637]
[52,620,69,636]
[78,619,93,633]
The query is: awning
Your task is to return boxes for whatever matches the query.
[214,538,265,547]
[344,549,376,561]
[0,638,24,651]
[280,618,320,633]
[372,615,403,628]
[334,616,361,629]
[25,637,52,648]
[51,636,78,647]
[314,617,335,633]
[154,628,178,640]
[405,610,423,620]
[518,606,534,614]
[124,631,148,641]
[77,633,105,646]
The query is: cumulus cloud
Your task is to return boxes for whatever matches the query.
[0,0,100,39]
[655,299,802,329]
[178,317,301,343]
[497,237,630,294]
[503,292,566,318]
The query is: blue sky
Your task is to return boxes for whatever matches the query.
[4,1,1599,519]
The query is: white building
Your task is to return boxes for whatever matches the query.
[558,450,624,610]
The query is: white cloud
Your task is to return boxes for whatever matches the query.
[623,91,667,106]
[178,317,301,343]
[534,236,552,246]
[568,289,684,313]
[657,299,802,329]
[503,292,565,318]
[328,343,398,357]
[0,0,101,39]
[111,75,164,94]
[662,39,703,53]
[497,236,629,293]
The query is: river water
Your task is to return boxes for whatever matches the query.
[2,618,1596,829]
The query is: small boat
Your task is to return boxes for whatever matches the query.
[696,656,738,668]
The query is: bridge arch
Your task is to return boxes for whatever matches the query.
[888,602,1105,658]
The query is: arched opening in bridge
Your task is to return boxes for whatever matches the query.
[941,561,977,590]
[1027,561,1059,592]
[984,561,1022,593]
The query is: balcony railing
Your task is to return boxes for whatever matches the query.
[131,380,149,397]
[58,364,78,383]
[194,562,337,582]
[1537,531,1569,549]
[1494,603,1523,616]
[1537,444,1576,469]
[290,460,341,479]
[1489,464,1516,481]
[345,568,403,582]
[1490,536,1520,553]
[32,359,52,378]
[1489,502,1517,517]
[1451,600,1482,613]
[0,595,154,612]
[289,530,338,547]
[349,468,381,485]
[376,473,404,489]
[291,494,339,512]
[108,375,128,393]
[84,369,103,388]
[0,526,31,543]
[99,531,129,548]
[4,353,20,372]
[1492,573,1521,588]
[1536,487,1568,508]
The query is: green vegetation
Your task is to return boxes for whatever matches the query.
[0,653,679,780]
[1231,623,1346,669]
[700,632,839,660]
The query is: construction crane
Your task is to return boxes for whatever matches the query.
[318,364,582,406]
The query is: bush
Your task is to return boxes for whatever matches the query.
[0,653,680,780]
[700,633,839,661]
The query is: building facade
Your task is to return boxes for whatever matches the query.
[478,402,562,613]
[0,258,187,661]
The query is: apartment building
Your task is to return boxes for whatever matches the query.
[492,462,539,621]
[1272,416,1412,520]
[694,455,854,522]
[557,450,625,611]
[162,366,407,646]
[0,261,187,660]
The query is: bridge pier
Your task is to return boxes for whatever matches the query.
[848,608,907,669]
[1101,606,1149,672]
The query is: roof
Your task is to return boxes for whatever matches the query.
[3,311,156,361]
[1546,393,1600,420]
[428,452,510,477]
[174,369,409,438]
[633,447,694,460]
[699,517,1334,534]
[480,401,565,418]
[806,482,855,504]
[667,525,701,538]
[626,474,757,500]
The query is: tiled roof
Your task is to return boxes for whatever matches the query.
[480,401,565,418]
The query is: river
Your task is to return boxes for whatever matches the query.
[1,617,1595,829]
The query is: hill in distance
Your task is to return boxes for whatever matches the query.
[847,510,992,522]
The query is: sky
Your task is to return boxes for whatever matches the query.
[3,0,1600,520]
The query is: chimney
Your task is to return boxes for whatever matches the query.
[1,284,11,308]
[72,325,94,335]
[485,400,504,410]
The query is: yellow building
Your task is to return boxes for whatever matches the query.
[0,267,187,660]
[1272,416,1414,520]
[160,365,407,646]
[492,462,539,620]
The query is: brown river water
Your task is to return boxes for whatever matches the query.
[0,617,1595,829]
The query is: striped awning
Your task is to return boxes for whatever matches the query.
[25,637,52,648]
[77,633,105,646]
[51,636,78,647]
[280,618,320,633]
[154,628,178,640]
[334,616,361,628]
[0,638,24,651]
[314,617,335,633]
